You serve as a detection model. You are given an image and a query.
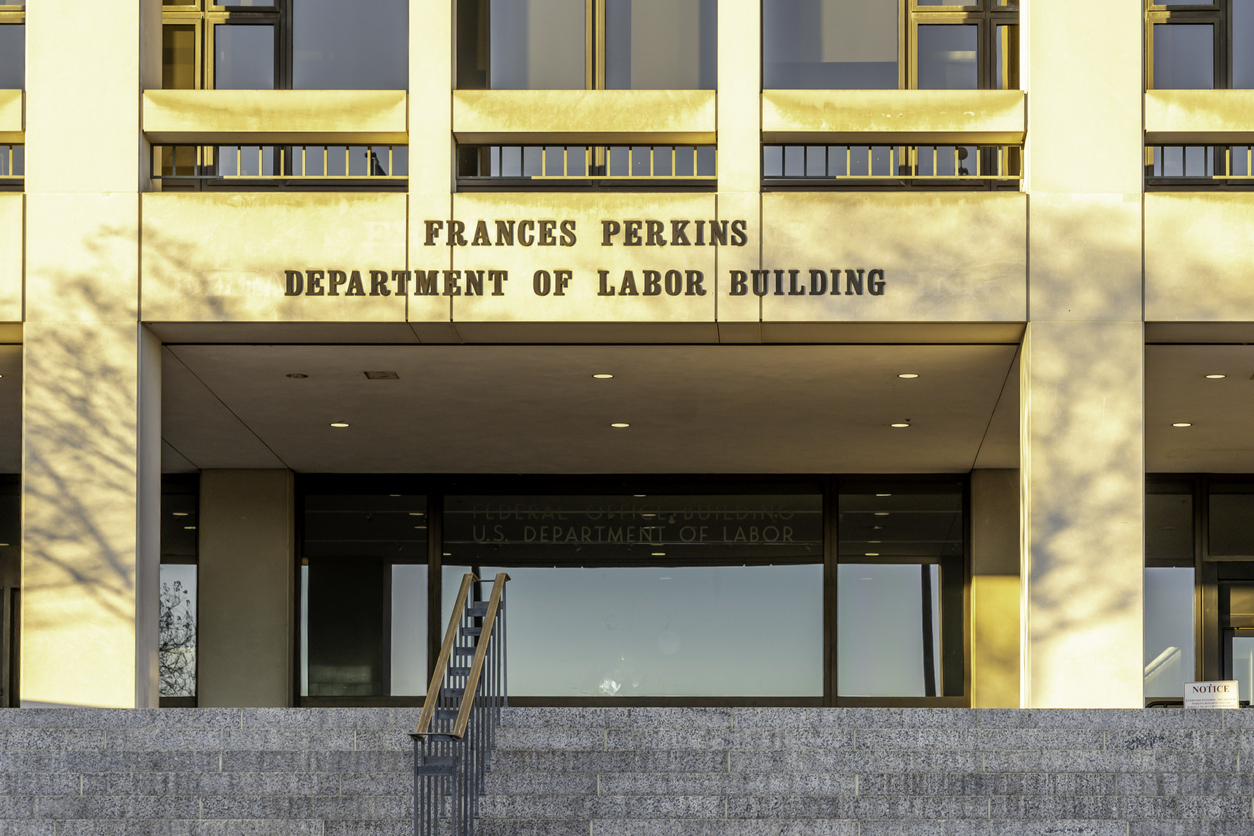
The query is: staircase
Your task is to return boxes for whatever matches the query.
[478,706,1254,835]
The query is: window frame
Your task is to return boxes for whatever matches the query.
[1145,0,1231,90]
[456,0,717,92]
[759,0,1019,92]
[162,0,292,90]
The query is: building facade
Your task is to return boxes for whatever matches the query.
[0,0,1250,712]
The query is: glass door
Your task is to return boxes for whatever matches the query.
[1219,576,1254,706]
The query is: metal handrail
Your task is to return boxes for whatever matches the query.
[414,572,475,737]
[411,571,510,836]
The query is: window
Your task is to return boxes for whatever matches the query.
[1144,480,1195,703]
[300,491,429,699]
[161,0,408,90]
[456,0,717,90]
[160,475,199,707]
[763,0,1019,90]
[0,2,22,90]
[441,492,825,698]
[298,476,969,706]
[1147,0,1254,89]
[0,476,17,708]
[836,482,965,698]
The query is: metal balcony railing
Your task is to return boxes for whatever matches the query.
[0,145,22,181]
[1146,145,1254,184]
[412,572,509,836]
[763,144,1022,187]
[151,144,408,184]
[457,144,717,183]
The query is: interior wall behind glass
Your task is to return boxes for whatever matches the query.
[293,0,408,89]
[604,0,716,90]
[763,0,897,89]
[0,25,23,89]
[214,25,275,89]
[445,564,823,697]
[490,0,585,89]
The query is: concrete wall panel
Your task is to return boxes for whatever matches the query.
[761,192,1027,323]
[0,195,20,321]
[448,193,718,323]
[1146,193,1254,322]
[140,193,408,323]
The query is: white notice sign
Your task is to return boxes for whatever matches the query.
[1184,681,1240,709]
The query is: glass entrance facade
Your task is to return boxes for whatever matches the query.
[297,476,968,706]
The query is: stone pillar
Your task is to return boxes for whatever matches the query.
[197,470,295,707]
[19,0,163,708]
[971,469,1020,708]
[1021,0,1145,707]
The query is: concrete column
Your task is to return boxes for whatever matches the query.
[971,469,1020,708]
[715,0,763,339]
[1020,0,1145,708]
[197,470,295,708]
[19,0,163,708]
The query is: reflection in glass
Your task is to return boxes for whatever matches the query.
[838,563,941,697]
[838,487,963,558]
[214,25,274,89]
[1234,636,1254,703]
[1146,486,1192,564]
[763,0,897,89]
[0,25,23,89]
[605,0,716,90]
[391,565,428,696]
[445,564,823,697]
[1210,484,1254,555]
[1143,567,1194,700]
[1235,0,1254,89]
[444,495,824,563]
[1153,24,1214,89]
[917,25,978,89]
[490,0,585,89]
[159,564,198,698]
[293,0,407,89]
[163,25,197,90]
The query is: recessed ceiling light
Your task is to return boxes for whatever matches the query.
[1206,374,1226,379]
[876,493,891,497]
[184,526,196,530]
[443,552,452,556]
[330,422,350,428]
[173,512,188,517]
[652,552,666,556]
[869,540,882,544]
[891,423,911,429]
[287,373,308,379]
[0,543,7,547]
[611,423,630,428]
[634,494,646,497]
[874,512,890,517]
[409,512,424,516]
[389,494,401,497]
[898,373,919,379]
[593,373,614,379]
[1172,423,1192,428]
[865,552,880,557]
